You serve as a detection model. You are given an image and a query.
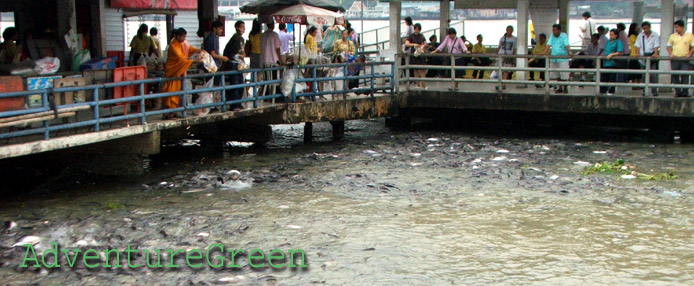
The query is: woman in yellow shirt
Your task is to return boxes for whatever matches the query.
[247,19,262,69]
[471,34,490,79]
[304,26,320,54]
[332,29,355,61]
[129,24,158,66]
[161,28,201,118]
[627,23,641,83]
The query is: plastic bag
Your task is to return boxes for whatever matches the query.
[281,67,298,97]
[34,57,60,74]
[195,78,215,115]
[490,70,499,80]
[183,79,194,106]
[71,50,90,71]
[197,50,217,73]
[321,27,342,53]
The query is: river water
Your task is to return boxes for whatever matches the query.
[1,119,693,285]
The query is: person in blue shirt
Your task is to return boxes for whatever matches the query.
[600,28,624,95]
[544,24,573,93]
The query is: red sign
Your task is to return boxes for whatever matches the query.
[110,0,197,10]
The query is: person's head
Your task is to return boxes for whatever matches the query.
[211,20,223,36]
[552,24,562,37]
[461,35,467,42]
[174,28,187,42]
[429,34,437,43]
[447,27,457,39]
[305,26,318,43]
[538,33,546,44]
[235,20,245,34]
[505,25,514,36]
[150,27,158,37]
[628,23,639,36]
[334,54,344,63]
[675,20,686,34]
[2,27,17,42]
[137,24,149,38]
[342,29,350,40]
[476,34,483,43]
[266,21,275,31]
[404,17,413,26]
[591,33,600,44]
[413,23,422,34]
[279,23,286,31]
[597,25,606,35]
[250,19,262,36]
[582,11,591,19]
[357,54,366,63]
[609,28,618,40]
[617,23,626,31]
[641,21,652,35]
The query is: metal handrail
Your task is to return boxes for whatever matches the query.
[0,61,396,143]
[397,52,694,96]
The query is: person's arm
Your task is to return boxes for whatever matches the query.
[431,37,448,54]
[667,36,674,57]
[348,41,355,55]
[565,38,573,56]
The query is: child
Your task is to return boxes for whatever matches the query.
[348,55,367,94]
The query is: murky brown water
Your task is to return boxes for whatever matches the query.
[1,120,693,285]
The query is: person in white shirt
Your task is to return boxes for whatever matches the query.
[278,23,294,55]
[580,11,596,47]
[597,26,608,55]
[633,21,660,96]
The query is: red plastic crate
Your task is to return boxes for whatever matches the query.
[0,76,24,112]
[113,66,147,116]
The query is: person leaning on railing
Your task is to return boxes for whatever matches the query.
[600,28,624,95]
[544,24,573,94]
[426,35,442,78]
[162,28,202,119]
[222,20,247,110]
[666,20,694,98]
[634,21,660,97]
[471,34,490,79]
[528,33,547,85]
[405,23,428,89]
[430,27,469,90]
[496,25,517,91]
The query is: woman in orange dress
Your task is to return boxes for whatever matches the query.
[162,28,201,118]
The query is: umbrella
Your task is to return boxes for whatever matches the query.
[273,4,344,26]
[240,0,345,15]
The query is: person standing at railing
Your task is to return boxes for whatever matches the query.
[627,23,642,86]
[426,35,443,78]
[278,23,294,55]
[616,23,631,84]
[129,24,158,66]
[600,29,624,95]
[222,20,247,110]
[634,21,660,97]
[430,28,468,90]
[544,24,573,94]
[471,34,490,79]
[304,26,320,94]
[260,21,285,100]
[597,26,608,55]
[150,27,162,58]
[247,19,263,70]
[405,23,428,89]
[333,29,356,60]
[161,28,202,119]
[497,25,517,91]
[666,20,694,98]
[528,33,547,85]
[579,12,596,48]
[203,20,229,84]
[572,33,601,83]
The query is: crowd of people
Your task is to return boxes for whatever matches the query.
[403,11,694,97]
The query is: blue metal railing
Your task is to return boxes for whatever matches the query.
[0,61,395,143]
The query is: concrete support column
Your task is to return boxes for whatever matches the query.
[90,0,107,56]
[558,0,569,39]
[660,0,674,84]
[516,0,529,81]
[331,120,345,141]
[389,0,402,55]
[197,0,219,37]
[304,122,313,143]
[57,0,77,70]
[632,1,644,26]
[440,0,450,42]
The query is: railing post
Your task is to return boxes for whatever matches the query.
[644,57,651,97]
[139,83,146,124]
[252,71,258,108]
[595,57,601,95]
[221,73,227,112]
[343,63,349,100]
[371,62,376,97]
[92,88,100,132]
[450,54,455,89]
[181,77,188,118]
[405,55,411,91]
[313,66,318,101]
[544,54,550,95]
[43,90,49,140]
[497,55,504,90]
[394,54,400,93]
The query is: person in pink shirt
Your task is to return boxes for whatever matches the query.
[430,28,469,90]
[260,21,285,99]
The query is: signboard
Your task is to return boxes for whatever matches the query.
[110,0,197,10]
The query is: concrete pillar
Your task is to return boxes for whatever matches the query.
[558,0,569,39]
[389,0,402,55]
[516,0,529,81]
[90,131,161,155]
[660,0,674,84]
[304,122,313,143]
[90,0,107,56]
[632,1,644,26]
[440,0,450,42]
[331,120,345,141]
[57,0,77,70]
[197,0,219,37]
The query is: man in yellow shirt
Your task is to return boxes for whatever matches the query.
[528,33,547,82]
[471,34,490,79]
[667,20,694,97]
